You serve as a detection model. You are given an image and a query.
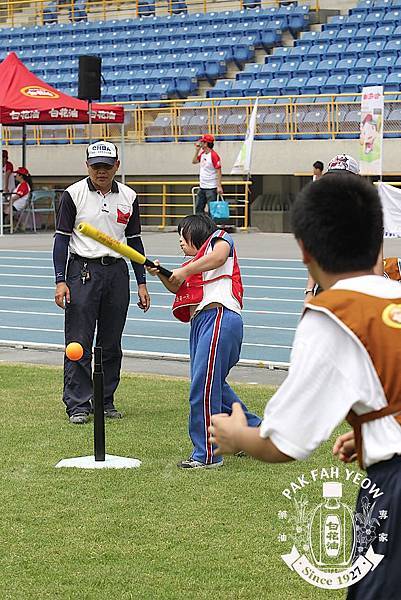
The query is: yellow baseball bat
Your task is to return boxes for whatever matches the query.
[77,222,173,277]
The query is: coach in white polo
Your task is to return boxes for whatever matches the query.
[53,140,150,424]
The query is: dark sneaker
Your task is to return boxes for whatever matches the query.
[69,413,89,425]
[104,408,123,419]
[177,458,223,469]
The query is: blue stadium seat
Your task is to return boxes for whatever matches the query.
[385,108,401,137]
[363,40,386,56]
[394,56,401,70]
[260,61,282,77]
[315,59,337,76]
[260,27,281,51]
[258,110,288,140]
[394,25,401,38]
[352,0,374,12]
[285,76,308,95]
[248,78,270,95]
[226,80,251,97]
[374,55,396,72]
[207,79,233,98]
[364,10,387,24]
[278,60,302,76]
[266,77,288,95]
[383,39,401,55]
[307,43,330,59]
[385,71,401,90]
[318,28,338,43]
[343,73,366,92]
[335,58,357,75]
[326,15,347,29]
[321,74,348,94]
[375,25,395,39]
[337,109,361,139]
[145,114,174,143]
[346,42,366,58]
[289,44,309,59]
[288,10,309,35]
[298,31,320,45]
[354,56,376,73]
[304,76,327,95]
[270,47,292,63]
[137,1,156,17]
[383,9,401,24]
[297,109,329,139]
[326,43,347,59]
[43,2,58,25]
[347,13,366,26]
[336,27,358,42]
[296,59,318,76]
[374,0,394,10]
[237,63,262,81]
[355,26,377,41]
[366,72,386,86]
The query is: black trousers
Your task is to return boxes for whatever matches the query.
[195,187,217,213]
[347,455,401,600]
[63,256,130,416]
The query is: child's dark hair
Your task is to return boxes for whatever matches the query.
[178,214,218,249]
[313,160,324,171]
[291,174,383,273]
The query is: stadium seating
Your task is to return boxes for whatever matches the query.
[0,4,310,103]
[2,0,401,141]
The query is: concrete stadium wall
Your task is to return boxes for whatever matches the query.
[14,138,401,183]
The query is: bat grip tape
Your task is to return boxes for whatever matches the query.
[144,258,173,278]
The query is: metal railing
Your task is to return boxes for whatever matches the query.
[0,0,318,27]
[122,93,401,143]
[126,179,251,228]
[2,94,401,145]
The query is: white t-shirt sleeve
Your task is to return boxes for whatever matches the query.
[260,310,363,460]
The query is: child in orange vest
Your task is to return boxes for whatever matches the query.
[209,175,401,599]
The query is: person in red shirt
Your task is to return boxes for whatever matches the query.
[2,149,14,193]
[3,166,32,222]
[10,167,32,212]
[192,134,223,213]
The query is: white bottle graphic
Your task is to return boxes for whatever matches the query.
[309,482,355,568]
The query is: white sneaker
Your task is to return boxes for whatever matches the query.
[177,458,223,469]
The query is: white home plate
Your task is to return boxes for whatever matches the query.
[55,454,141,469]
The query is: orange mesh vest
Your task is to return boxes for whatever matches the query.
[306,289,401,468]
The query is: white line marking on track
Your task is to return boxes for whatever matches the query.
[0,309,297,331]
[0,296,300,315]
[0,326,291,349]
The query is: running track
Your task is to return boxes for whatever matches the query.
[0,250,307,366]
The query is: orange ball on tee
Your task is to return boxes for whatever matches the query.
[65,342,84,361]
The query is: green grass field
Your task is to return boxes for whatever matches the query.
[0,364,358,600]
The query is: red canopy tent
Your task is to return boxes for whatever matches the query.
[0,53,125,235]
[0,52,124,125]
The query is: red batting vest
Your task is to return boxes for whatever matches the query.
[172,232,243,323]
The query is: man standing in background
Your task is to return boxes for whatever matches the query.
[192,134,223,213]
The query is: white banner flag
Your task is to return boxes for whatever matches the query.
[359,86,384,176]
[230,98,258,175]
[377,181,401,238]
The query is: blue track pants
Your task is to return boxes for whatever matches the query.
[189,306,261,464]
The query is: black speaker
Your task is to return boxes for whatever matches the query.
[78,55,101,101]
